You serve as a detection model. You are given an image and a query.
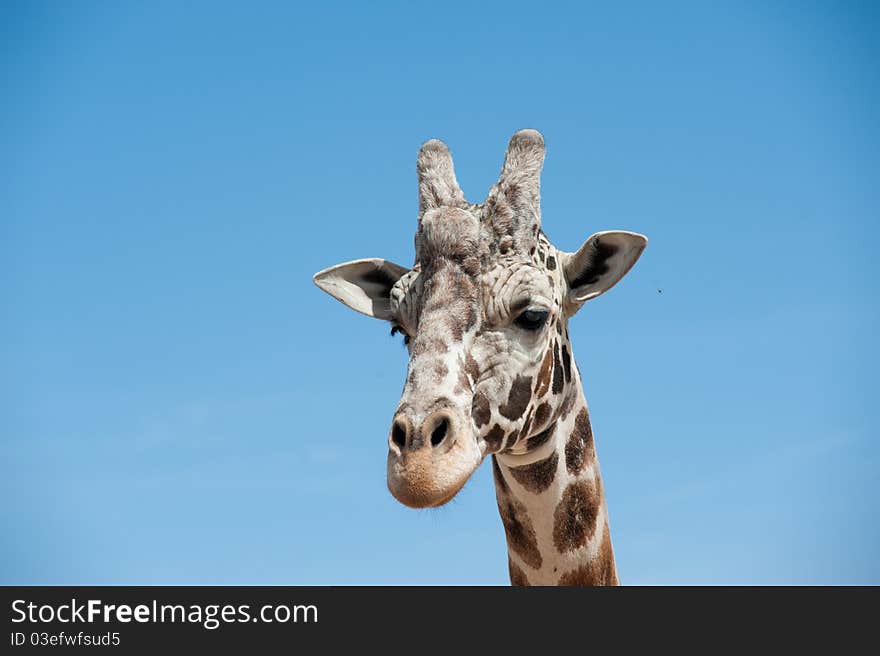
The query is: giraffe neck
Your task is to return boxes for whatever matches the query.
[491,367,619,586]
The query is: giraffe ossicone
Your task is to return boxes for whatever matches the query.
[313,129,647,585]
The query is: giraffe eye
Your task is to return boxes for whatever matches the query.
[390,324,411,345]
[514,309,549,331]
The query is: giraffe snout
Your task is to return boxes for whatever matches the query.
[386,403,482,508]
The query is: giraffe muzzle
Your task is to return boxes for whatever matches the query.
[386,405,482,508]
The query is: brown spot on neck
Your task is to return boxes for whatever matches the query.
[565,407,595,475]
[508,451,559,494]
[526,423,556,450]
[559,387,577,421]
[561,344,572,383]
[508,558,530,586]
[556,521,618,586]
[497,495,543,570]
[553,479,600,553]
[533,401,552,433]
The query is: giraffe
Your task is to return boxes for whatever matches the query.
[313,129,646,585]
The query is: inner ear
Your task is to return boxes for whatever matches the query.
[562,231,647,312]
[313,258,410,320]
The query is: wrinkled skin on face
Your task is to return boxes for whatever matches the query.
[386,223,570,506]
[313,130,646,508]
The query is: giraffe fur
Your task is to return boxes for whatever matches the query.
[313,129,647,585]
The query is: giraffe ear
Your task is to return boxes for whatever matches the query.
[561,231,647,315]
[313,258,410,321]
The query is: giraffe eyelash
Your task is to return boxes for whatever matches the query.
[390,325,411,345]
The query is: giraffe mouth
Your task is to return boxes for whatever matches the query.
[412,479,468,509]
[386,432,483,508]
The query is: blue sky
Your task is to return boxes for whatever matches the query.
[1,1,877,584]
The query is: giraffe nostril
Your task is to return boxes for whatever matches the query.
[391,420,407,449]
[430,418,449,447]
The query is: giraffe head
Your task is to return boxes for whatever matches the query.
[314,130,646,508]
